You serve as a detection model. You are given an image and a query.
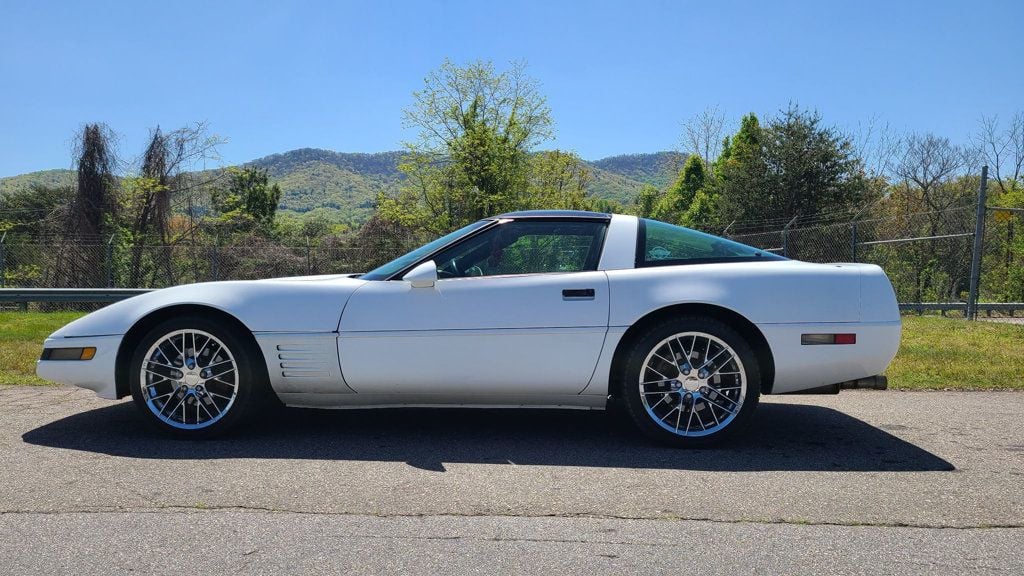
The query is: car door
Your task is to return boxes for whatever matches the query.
[338,218,610,396]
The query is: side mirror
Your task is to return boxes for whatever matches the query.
[402,260,438,288]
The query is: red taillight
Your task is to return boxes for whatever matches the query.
[801,333,857,345]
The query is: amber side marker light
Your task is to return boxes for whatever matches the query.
[40,347,97,360]
[801,333,856,345]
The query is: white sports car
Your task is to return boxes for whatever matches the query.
[37,211,901,446]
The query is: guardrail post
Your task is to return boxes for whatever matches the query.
[967,166,988,321]
[0,231,7,288]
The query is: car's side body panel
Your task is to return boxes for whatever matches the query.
[760,320,901,393]
[337,271,610,395]
[604,261,863,327]
[254,332,353,395]
[49,275,365,338]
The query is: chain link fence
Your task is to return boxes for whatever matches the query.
[725,202,1022,316]
[1,202,1021,316]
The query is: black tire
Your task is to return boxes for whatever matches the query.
[617,316,760,447]
[129,315,268,439]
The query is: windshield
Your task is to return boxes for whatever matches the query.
[360,220,492,280]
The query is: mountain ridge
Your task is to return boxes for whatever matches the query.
[0,149,685,224]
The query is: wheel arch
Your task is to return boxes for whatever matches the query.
[608,303,776,397]
[114,304,267,399]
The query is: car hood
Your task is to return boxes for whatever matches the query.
[52,276,369,338]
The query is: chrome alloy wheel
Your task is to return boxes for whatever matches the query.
[638,331,747,437]
[140,329,239,430]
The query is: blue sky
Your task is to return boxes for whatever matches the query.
[1,0,1021,176]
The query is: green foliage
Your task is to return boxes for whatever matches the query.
[713,107,868,223]
[0,184,71,239]
[679,188,719,231]
[526,150,591,210]
[589,152,686,186]
[653,155,709,224]
[634,184,660,218]
[210,167,282,236]
[0,170,74,195]
[383,59,563,234]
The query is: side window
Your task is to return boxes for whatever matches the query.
[432,220,607,279]
[638,219,783,266]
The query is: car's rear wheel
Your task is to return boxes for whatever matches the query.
[129,315,267,438]
[619,316,760,447]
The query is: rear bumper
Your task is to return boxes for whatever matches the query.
[36,335,123,399]
[759,320,901,394]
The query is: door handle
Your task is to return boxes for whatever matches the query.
[562,288,596,300]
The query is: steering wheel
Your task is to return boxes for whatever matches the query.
[444,257,461,277]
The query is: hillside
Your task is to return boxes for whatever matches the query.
[1,149,683,223]
[0,169,73,194]
[590,152,686,190]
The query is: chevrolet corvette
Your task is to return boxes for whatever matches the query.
[37,210,901,445]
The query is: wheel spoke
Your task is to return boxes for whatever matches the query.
[644,364,673,382]
[651,351,677,369]
[660,405,681,422]
[699,348,729,372]
[166,333,183,357]
[704,395,736,415]
[707,390,739,406]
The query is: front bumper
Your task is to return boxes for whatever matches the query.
[36,334,124,399]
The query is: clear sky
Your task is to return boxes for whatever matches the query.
[1,0,1021,176]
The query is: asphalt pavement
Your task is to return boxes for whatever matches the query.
[0,386,1021,574]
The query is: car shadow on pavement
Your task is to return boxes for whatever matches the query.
[23,400,954,472]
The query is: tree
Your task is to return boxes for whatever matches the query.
[634,184,661,218]
[886,133,978,301]
[57,123,118,287]
[714,107,869,226]
[682,106,727,167]
[654,154,707,223]
[526,150,591,210]
[210,167,282,236]
[121,123,222,286]
[976,113,1023,196]
[382,59,554,233]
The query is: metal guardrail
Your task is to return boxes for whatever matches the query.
[900,302,1024,316]
[0,288,153,304]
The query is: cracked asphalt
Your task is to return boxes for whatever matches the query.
[1,386,1022,574]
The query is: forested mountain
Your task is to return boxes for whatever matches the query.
[0,148,683,223]
[0,169,74,194]
[590,152,687,190]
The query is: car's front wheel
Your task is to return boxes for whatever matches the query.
[129,315,267,438]
[619,316,760,447]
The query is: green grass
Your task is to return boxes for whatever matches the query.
[886,315,1024,390]
[0,311,84,385]
[1,312,1022,390]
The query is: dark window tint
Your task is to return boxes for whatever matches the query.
[433,220,607,278]
[638,219,784,266]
